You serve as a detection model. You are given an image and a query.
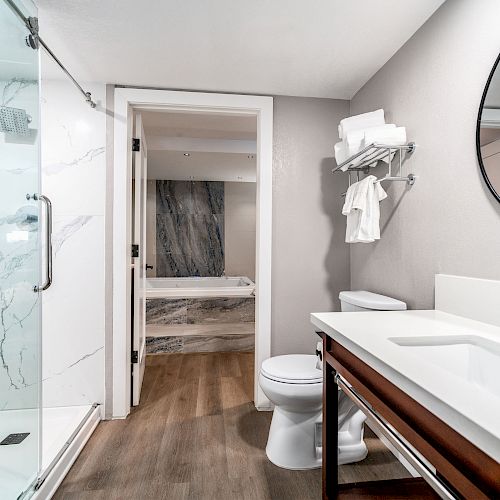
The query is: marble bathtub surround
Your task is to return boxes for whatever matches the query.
[146,322,255,337]
[146,297,255,325]
[156,180,224,277]
[146,333,254,354]
[146,298,188,325]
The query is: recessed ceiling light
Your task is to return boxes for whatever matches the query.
[184,152,191,157]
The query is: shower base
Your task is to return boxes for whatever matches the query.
[0,404,94,500]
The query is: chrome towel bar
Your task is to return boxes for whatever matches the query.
[337,142,417,197]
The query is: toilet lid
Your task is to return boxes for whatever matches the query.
[261,355,322,384]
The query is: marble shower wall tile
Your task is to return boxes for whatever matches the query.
[156,180,225,277]
[41,215,104,407]
[41,81,106,217]
[40,79,106,408]
[0,79,41,411]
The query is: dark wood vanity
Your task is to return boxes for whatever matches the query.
[320,333,500,499]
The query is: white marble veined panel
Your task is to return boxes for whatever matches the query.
[41,215,104,407]
[0,78,41,411]
[41,80,106,216]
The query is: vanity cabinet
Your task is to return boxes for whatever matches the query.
[320,333,500,499]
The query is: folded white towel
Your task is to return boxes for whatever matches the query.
[338,109,385,140]
[334,141,349,170]
[364,126,407,164]
[342,175,387,243]
[345,124,397,158]
[363,125,406,148]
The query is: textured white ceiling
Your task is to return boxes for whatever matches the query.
[36,0,445,99]
[148,150,256,182]
[141,110,256,139]
[143,109,256,181]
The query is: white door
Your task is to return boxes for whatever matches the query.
[132,112,148,406]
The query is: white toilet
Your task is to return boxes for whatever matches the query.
[259,290,406,470]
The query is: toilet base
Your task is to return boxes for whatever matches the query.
[265,406,322,470]
[338,441,368,465]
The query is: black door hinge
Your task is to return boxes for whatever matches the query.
[131,350,138,364]
[132,138,140,151]
[131,244,139,258]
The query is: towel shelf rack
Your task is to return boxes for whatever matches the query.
[332,142,416,173]
[333,142,417,197]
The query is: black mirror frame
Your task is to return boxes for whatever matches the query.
[476,52,500,203]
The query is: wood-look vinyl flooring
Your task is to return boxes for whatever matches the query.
[54,352,410,500]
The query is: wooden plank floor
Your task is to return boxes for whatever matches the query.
[54,352,410,499]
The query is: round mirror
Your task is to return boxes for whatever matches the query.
[477,54,500,202]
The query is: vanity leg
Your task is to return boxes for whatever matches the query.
[323,334,338,500]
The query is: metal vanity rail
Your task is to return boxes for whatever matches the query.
[335,373,457,500]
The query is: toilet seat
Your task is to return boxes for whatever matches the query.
[261,354,322,384]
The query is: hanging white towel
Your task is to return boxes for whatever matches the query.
[338,109,385,140]
[342,175,387,243]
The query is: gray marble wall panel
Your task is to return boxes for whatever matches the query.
[191,181,224,215]
[146,297,255,325]
[156,180,224,277]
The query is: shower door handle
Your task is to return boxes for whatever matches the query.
[29,194,53,292]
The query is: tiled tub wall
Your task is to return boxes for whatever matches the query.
[146,297,255,353]
[156,180,224,277]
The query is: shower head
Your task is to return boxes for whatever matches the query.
[0,105,31,136]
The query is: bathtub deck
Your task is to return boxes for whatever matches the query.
[54,352,411,499]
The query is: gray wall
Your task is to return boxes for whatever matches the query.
[349,0,500,309]
[272,96,350,355]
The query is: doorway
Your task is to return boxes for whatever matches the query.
[112,89,273,417]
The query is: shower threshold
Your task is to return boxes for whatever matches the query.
[0,404,100,500]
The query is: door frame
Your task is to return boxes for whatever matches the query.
[112,87,273,418]
[131,112,147,406]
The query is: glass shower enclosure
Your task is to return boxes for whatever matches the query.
[1,1,102,498]
[0,0,42,497]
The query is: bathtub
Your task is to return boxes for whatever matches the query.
[146,276,255,299]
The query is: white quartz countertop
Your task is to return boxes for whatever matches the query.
[310,310,500,462]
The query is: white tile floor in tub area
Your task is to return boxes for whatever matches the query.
[0,405,92,500]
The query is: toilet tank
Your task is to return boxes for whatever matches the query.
[339,291,407,312]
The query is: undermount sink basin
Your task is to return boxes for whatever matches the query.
[388,335,500,398]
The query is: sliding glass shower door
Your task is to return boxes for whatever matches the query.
[0,0,42,498]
